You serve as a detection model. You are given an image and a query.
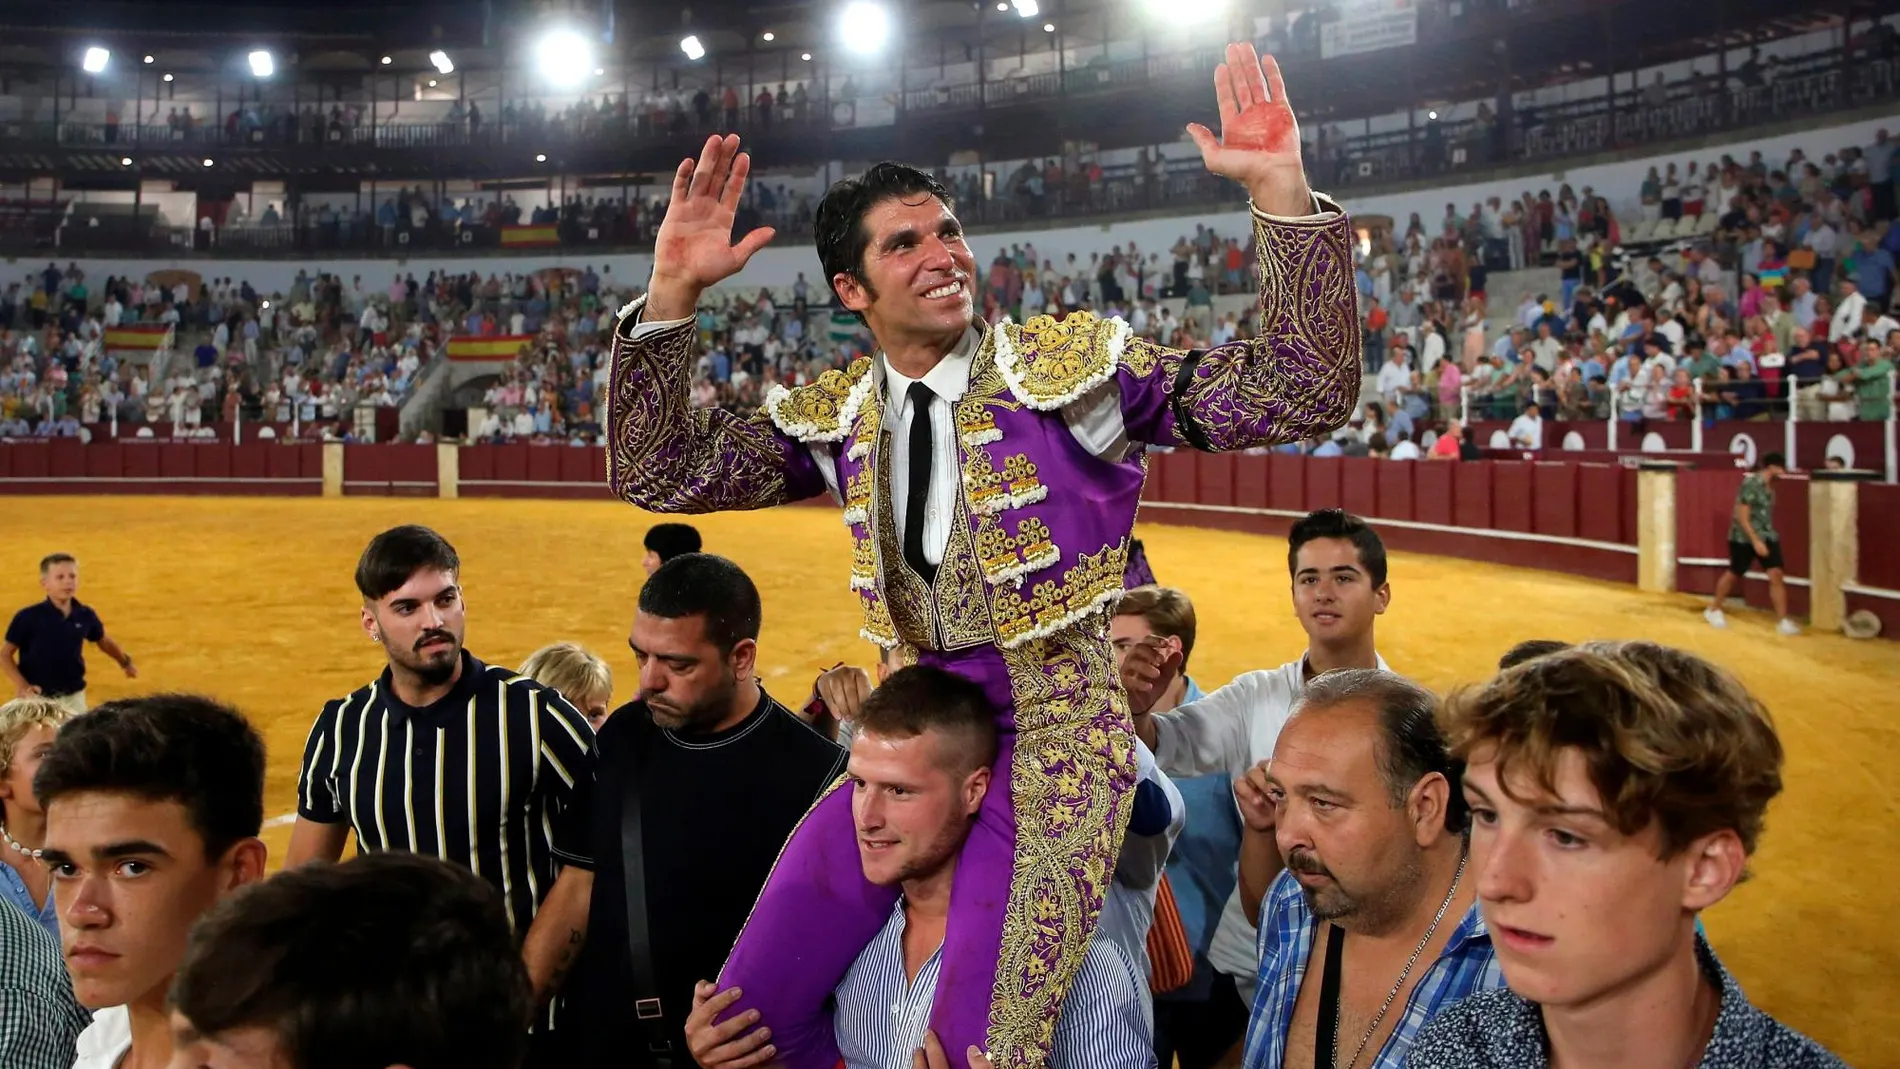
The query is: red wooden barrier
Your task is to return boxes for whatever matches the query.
[1860,484,1900,591]
[49,439,85,479]
[1234,454,1270,510]
[1412,462,1453,526]
[1157,450,1197,504]
[85,444,123,479]
[1454,464,1493,530]
[1576,465,1622,544]
[1531,463,1578,539]
[1340,457,1378,518]
[1492,462,1534,532]
[1376,460,1415,523]
[1304,456,1342,511]
[1269,453,1305,512]
[1198,452,1234,508]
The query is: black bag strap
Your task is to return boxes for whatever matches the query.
[621,718,674,1068]
[1315,924,1345,1069]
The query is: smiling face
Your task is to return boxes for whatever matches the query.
[832,195,977,348]
[361,567,465,685]
[43,792,262,1011]
[1291,537,1389,647]
[848,727,988,889]
[1462,748,1739,1010]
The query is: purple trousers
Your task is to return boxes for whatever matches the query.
[717,648,1021,1069]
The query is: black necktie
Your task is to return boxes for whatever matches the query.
[902,381,938,585]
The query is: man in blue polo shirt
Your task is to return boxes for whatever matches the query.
[2,554,136,713]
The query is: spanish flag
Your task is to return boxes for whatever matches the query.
[104,324,174,353]
[447,334,533,360]
[500,224,561,247]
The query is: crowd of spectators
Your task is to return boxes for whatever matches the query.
[1344,128,1899,457]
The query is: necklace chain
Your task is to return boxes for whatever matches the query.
[1333,851,1467,1069]
[0,821,42,860]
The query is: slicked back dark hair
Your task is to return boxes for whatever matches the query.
[356,525,460,601]
[35,693,265,860]
[643,522,703,562]
[172,853,531,1069]
[1287,509,1389,588]
[637,553,761,654]
[1302,668,1467,833]
[814,162,956,316]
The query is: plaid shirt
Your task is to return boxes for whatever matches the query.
[1242,867,1504,1069]
[1405,935,1847,1069]
[0,896,91,1069]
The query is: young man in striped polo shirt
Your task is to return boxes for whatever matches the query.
[286,525,597,1064]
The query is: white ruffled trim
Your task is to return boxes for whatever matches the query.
[846,438,873,462]
[859,627,900,649]
[849,573,878,591]
[615,296,646,323]
[998,584,1125,650]
[960,427,1002,448]
[972,482,1050,516]
[984,542,1060,587]
[992,316,1130,411]
[841,505,868,526]
[764,367,876,444]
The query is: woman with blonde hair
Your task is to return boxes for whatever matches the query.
[0,696,72,935]
[519,643,614,731]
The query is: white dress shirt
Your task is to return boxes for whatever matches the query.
[72,1005,131,1069]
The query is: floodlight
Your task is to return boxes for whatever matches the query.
[427,79,438,87]
[762,31,776,41]
[839,2,891,54]
[1044,22,1055,31]
[996,3,1008,10]
[1014,0,1040,18]
[801,52,812,61]
[536,153,548,162]
[429,50,454,74]
[120,157,132,166]
[681,35,705,60]
[381,55,393,65]
[1427,110,1438,120]
[536,29,594,86]
[82,47,109,74]
[1145,0,1226,21]
[162,72,174,82]
[142,55,154,64]
[248,50,274,77]
[202,158,214,167]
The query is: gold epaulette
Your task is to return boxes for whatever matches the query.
[992,310,1133,410]
[760,356,876,443]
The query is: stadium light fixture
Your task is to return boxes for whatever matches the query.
[1427,109,1438,120]
[762,31,775,41]
[996,2,1008,10]
[143,54,154,64]
[801,52,812,61]
[429,50,454,74]
[427,79,438,87]
[680,35,705,61]
[120,157,132,166]
[380,55,393,65]
[162,72,174,81]
[248,50,274,77]
[1146,0,1226,21]
[202,158,214,167]
[82,47,109,74]
[839,1,891,55]
[536,153,548,162]
[1014,0,1040,18]
[1044,22,1055,31]
[536,28,594,86]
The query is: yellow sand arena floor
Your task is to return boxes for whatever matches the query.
[2,496,1893,1065]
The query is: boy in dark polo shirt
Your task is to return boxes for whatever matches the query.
[2,554,136,713]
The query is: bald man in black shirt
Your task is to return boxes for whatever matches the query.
[563,554,844,1069]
